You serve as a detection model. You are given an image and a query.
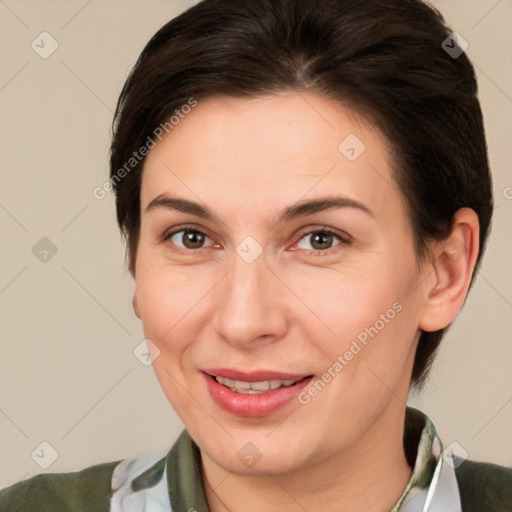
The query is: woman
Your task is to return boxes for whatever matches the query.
[1,0,510,510]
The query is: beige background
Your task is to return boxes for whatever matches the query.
[0,0,511,488]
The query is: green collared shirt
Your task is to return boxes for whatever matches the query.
[1,407,511,511]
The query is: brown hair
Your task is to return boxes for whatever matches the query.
[110,0,493,387]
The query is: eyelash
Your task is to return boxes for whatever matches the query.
[162,224,351,256]
[294,226,351,256]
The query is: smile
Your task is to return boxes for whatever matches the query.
[202,369,313,417]
[214,376,301,393]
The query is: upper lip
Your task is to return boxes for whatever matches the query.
[203,368,311,382]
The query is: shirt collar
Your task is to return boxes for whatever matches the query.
[392,407,462,511]
[110,407,462,511]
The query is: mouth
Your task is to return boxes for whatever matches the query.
[201,369,314,417]
[213,375,307,394]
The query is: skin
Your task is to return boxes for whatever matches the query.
[132,92,479,511]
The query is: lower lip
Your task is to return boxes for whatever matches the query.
[203,373,313,417]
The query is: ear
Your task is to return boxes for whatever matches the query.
[132,292,141,319]
[419,208,480,332]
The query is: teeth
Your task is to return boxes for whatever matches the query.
[219,377,236,388]
[250,380,270,391]
[269,380,282,390]
[215,376,300,393]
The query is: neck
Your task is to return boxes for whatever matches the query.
[201,404,413,512]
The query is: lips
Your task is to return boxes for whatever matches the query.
[202,368,313,417]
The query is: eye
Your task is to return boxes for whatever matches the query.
[164,227,216,250]
[295,228,349,254]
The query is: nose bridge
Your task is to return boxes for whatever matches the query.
[213,248,286,346]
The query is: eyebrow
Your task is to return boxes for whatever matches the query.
[145,194,374,223]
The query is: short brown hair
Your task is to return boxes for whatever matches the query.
[110,0,493,387]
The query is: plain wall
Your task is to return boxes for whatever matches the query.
[1,0,511,487]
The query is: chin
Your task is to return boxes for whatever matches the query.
[196,428,319,476]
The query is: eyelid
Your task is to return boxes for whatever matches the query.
[291,225,352,254]
[162,224,217,250]
[161,224,352,255]
[295,225,351,242]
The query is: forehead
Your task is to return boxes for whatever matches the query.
[140,92,404,221]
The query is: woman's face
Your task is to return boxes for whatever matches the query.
[133,93,432,474]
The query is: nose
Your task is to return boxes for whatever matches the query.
[212,251,288,348]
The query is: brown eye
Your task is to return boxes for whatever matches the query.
[182,230,205,249]
[295,229,347,253]
[310,232,334,250]
[167,229,214,250]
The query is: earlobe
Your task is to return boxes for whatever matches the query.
[419,208,480,332]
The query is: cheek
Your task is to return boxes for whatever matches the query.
[294,257,421,371]
[135,227,219,318]
[134,268,208,410]
[294,264,406,332]
[134,264,210,355]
